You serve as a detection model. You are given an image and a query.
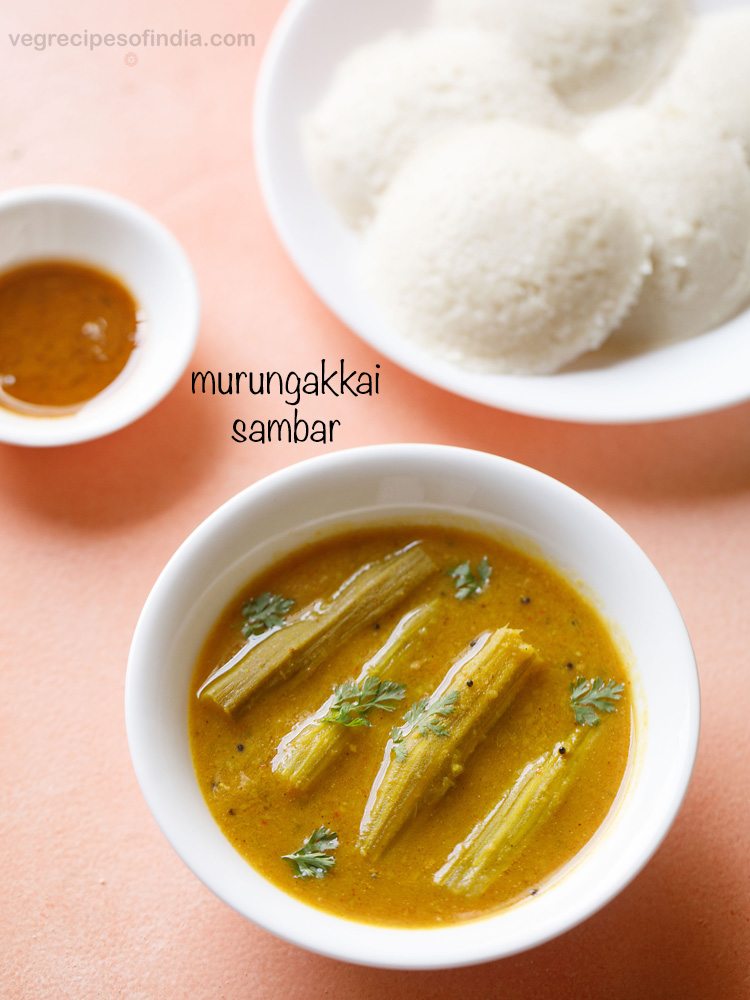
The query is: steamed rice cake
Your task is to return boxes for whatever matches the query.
[303,29,570,229]
[364,122,649,375]
[654,9,750,163]
[584,107,750,345]
[434,0,690,112]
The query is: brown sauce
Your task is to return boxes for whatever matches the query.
[0,260,140,414]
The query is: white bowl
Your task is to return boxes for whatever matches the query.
[0,185,199,447]
[126,445,699,969]
[254,0,750,423]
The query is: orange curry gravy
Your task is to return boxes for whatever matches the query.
[0,260,140,414]
[190,526,633,928]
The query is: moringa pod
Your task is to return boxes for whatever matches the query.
[357,627,536,859]
[434,725,600,897]
[271,601,438,790]
[199,543,436,714]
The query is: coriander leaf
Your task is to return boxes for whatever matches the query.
[241,592,295,638]
[390,691,460,759]
[401,697,429,730]
[323,676,407,728]
[570,676,624,727]
[282,826,339,879]
[448,557,492,600]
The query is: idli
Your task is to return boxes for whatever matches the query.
[364,122,650,375]
[434,0,690,112]
[654,9,750,163]
[584,107,750,345]
[303,29,570,229]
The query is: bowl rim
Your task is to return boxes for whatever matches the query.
[0,183,200,448]
[125,444,700,968]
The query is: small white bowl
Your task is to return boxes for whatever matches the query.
[126,445,699,969]
[0,185,199,447]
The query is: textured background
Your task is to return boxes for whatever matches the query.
[1,1,749,997]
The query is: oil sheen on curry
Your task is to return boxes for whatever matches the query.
[0,260,139,415]
[190,526,632,927]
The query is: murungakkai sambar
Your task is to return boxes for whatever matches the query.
[190,524,631,927]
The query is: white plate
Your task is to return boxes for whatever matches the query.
[254,0,750,424]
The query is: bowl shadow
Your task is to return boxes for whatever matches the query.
[396,364,750,502]
[0,371,223,532]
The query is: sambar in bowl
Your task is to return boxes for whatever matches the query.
[126,445,699,968]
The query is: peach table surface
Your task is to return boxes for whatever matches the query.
[1,2,749,998]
